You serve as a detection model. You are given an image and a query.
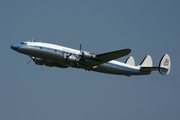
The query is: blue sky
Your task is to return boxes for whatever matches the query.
[1,0,179,120]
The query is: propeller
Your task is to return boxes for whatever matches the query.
[80,44,82,54]
[65,53,72,61]
[27,59,32,64]
[79,44,84,57]
[41,65,43,71]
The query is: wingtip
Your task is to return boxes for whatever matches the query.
[123,48,131,54]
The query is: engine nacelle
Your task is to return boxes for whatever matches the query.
[81,51,96,59]
[67,55,77,62]
[44,61,54,67]
[33,58,53,66]
[33,58,45,65]
[32,57,69,68]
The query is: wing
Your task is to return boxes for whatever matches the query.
[79,49,131,67]
[96,49,131,62]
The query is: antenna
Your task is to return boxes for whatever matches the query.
[32,38,35,42]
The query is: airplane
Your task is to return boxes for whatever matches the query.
[11,41,171,76]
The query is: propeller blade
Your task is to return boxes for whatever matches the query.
[80,44,82,53]
[27,56,35,64]
[27,59,32,64]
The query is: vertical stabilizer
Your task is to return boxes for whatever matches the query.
[140,55,153,67]
[159,54,171,75]
[125,56,135,66]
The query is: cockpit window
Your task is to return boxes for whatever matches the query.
[20,42,27,44]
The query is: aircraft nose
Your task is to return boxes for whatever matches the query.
[11,44,22,50]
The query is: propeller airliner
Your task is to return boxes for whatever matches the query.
[11,41,171,76]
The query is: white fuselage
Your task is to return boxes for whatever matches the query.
[11,42,151,76]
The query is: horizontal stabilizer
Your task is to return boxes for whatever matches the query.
[140,67,158,71]
[125,56,135,66]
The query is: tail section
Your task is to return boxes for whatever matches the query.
[140,54,171,75]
